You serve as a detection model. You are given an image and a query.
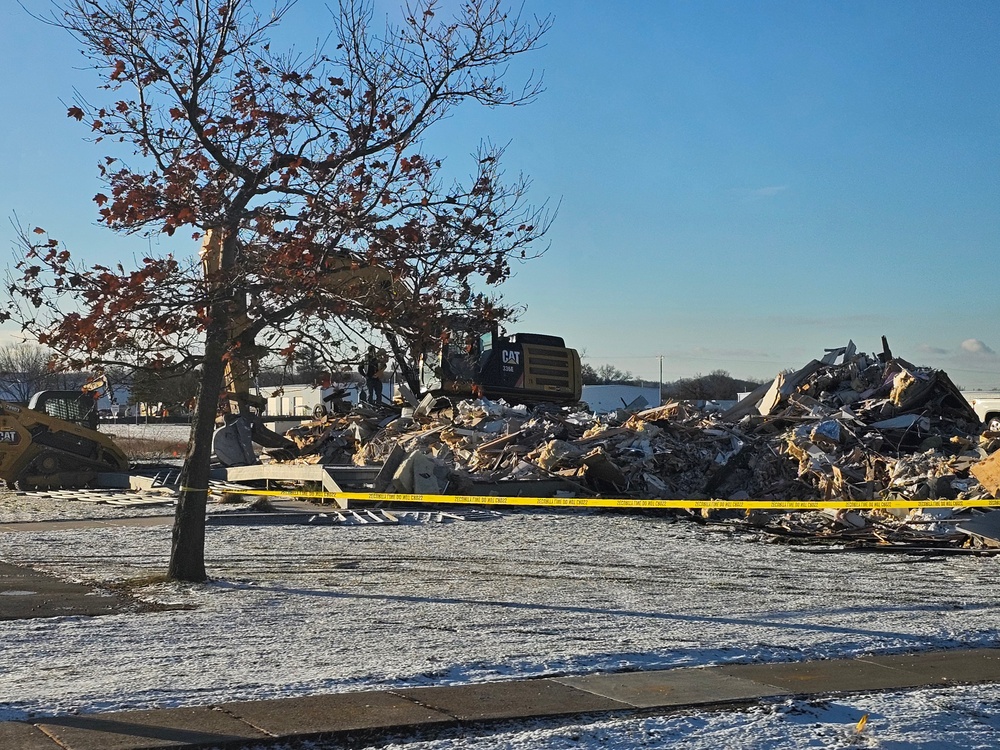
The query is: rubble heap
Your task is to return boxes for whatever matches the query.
[282,341,999,508]
[709,340,990,503]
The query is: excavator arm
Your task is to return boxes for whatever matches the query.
[200,228,300,467]
[200,227,412,465]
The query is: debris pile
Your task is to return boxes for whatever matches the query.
[742,506,979,553]
[284,403,385,465]
[281,341,997,511]
[708,340,991,504]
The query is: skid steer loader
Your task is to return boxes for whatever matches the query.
[0,391,129,490]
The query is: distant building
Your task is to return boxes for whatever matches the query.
[0,383,22,402]
[259,384,335,417]
[580,385,661,414]
[250,382,664,420]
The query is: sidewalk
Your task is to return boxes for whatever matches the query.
[3,648,1000,749]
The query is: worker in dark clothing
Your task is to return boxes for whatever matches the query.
[360,346,386,405]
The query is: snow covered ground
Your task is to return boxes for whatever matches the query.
[3,485,1000,748]
[101,422,193,440]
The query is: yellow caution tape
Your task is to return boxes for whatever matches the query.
[199,486,1000,511]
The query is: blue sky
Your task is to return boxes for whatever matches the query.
[2,1,998,387]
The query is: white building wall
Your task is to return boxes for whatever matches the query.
[580,385,661,414]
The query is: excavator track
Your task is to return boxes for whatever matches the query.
[10,449,121,491]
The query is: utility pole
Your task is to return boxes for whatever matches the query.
[658,355,663,405]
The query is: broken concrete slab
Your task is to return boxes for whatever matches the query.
[392,451,449,493]
[956,510,1000,547]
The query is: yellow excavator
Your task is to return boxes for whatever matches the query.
[0,390,129,490]
[420,321,582,405]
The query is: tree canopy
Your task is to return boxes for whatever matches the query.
[6,0,552,380]
[3,0,552,581]
[665,370,766,401]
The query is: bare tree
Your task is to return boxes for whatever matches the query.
[581,362,637,385]
[666,370,765,401]
[0,343,59,402]
[3,0,552,581]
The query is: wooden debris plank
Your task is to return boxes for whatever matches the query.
[475,429,526,453]
[971,451,1000,497]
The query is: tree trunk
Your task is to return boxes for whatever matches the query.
[168,322,228,582]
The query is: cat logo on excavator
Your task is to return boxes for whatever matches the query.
[422,323,582,405]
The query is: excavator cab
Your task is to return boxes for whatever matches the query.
[28,391,100,431]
